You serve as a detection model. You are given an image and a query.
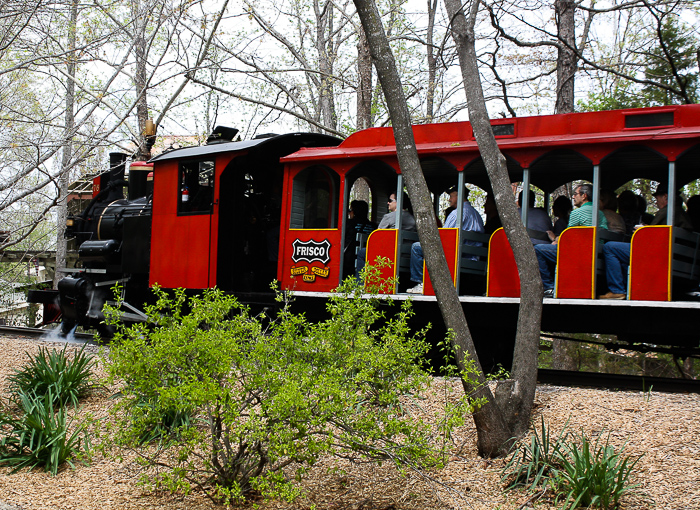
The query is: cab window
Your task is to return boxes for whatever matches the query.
[290,166,339,228]
[179,160,215,214]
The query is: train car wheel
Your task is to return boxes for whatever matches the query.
[96,323,115,340]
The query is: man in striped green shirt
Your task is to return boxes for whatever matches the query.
[535,183,608,297]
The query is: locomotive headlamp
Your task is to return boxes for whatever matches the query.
[66,218,74,227]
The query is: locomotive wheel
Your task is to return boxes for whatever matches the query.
[60,320,77,336]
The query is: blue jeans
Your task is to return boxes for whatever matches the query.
[355,248,367,282]
[603,241,630,295]
[410,241,481,284]
[534,243,558,290]
[410,242,423,283]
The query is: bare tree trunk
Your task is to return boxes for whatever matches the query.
[425,0,438,122]
[353,0,513,458]
[316,0,337,132]
[351,179,371,205]
[443,0,543,439]
[552,338,578,370]
[357,27,373,130]
[132,0,149,159]
[553,0,578,364]
[555,0,576,114]
[55,0,78,288]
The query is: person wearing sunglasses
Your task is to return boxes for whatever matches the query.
[534,183,608,298]
[356,192,416,280]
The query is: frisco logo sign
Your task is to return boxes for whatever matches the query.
[292,239,331,264]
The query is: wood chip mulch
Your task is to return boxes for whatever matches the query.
[0,336,698,509]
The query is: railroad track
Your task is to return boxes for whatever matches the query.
[1,326,697,393]
[0,325,98,343]
[537,368,700,393]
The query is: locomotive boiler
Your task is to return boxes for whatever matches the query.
[58,152,153,334]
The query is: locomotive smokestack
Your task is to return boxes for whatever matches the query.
[103,152,128,202]
[109,152,127,179]
[128,161,153,200]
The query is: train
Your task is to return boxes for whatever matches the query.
[31,105,700,367]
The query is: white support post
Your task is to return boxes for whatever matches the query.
[521,168,530,227]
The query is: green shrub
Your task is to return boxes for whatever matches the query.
[8,343,96,407]
[103,277,477,504]
[502,420,641,509]
[0,388,89,475]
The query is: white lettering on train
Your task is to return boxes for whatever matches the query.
[291,238,332,264]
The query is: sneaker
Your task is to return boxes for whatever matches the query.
[406,283,423,294]
[543,289,554,298]
[599,292,626,300]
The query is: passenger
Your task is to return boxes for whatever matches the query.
[617,190,641,240]
[600,184,692,300]
[685,195,700,232]
[637,194,655,225]
[484,193,502,237]
[442,205,455,228]
[345,200,376,244]
[377,192,416,230]
[548,195,573,241]
[407,185,484,294]
[648,186,692,229]
[599,189,625,235]
[517,191,552,244]
[535,183,608,298]
[344,200,376,277]
[356,192,416,280]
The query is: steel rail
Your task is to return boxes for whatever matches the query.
[538,369,700,394]
[0,325,98,344]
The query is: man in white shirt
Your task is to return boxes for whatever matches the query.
[407,186,484,294]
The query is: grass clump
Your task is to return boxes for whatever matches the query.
[0,388,89,475]
[8,343,96,407]
[502,418,641,509]
[0,344,94,474]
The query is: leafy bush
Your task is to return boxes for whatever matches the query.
[103,278,477,504]
[8,343,96,407]
[502,419,641,509]
[0,388,89,475]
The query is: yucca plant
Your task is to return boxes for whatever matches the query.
[501,417,567,491]
[0,389,88,475]
[503,420,642,509]
[8,343,96,407]
[554,431,641,510]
